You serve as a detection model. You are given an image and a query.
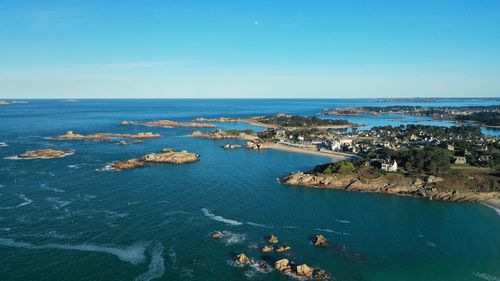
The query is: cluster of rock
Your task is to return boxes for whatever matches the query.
[274,259,331,279]
[16,149,74,159]
[194,117,239,123]
[212,232,333,280]
[109,148,200,171]
[246,140,268,150]
[222,144,242,149]
[261,234,291,253]
[122,120,215,128]
[118,140,144,145]
[282,171,500,203]
[51,131,160,141]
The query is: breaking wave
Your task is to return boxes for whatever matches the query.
[201,208,243,226]
[473,272,500,281]
[0,194,33,210]
[247,222,273,229]
[134,242,165,281]
[0,238,148,264]
[315,228,350,235]
[335,218,351,224]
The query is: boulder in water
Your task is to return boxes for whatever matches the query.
[313,234,327,247]
[234,253,251,265]
[268,234,278,244]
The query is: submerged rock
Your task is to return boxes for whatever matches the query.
[212,231,223,239]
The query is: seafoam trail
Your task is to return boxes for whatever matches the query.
[0,238,148,264]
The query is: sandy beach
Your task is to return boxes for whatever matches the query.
[268,143,359,160]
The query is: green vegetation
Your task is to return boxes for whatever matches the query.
[456,112,500,127]
[314,161,357,175]
[225,129,254,135]
[258,115,349,127]
[369,147,452,175]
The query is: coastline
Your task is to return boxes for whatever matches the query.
[239,117,358,129]
[483,199,500,215]
[268,143,357,160]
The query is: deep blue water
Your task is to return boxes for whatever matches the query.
[0,99,499,281]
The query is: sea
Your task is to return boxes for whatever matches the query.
[0,99,499,281]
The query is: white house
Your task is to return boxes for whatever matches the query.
[381,160,398,172]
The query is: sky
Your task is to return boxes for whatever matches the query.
[0,0,499,98]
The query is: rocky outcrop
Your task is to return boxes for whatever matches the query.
[281,171,500,204]
[16,149,74,159]
[274,259,292,273]
[222,144,242,149]
[122,120,215,128]
[274,259,331,280]
[268,234,278,244]
[51,131,160,141]
[234,253,251,265]
[312,235,327,247]
[262,245,273,253]
[275,245,291,252]
[108,149,199,171]
[296,264,314,278]
[246,140,268,150]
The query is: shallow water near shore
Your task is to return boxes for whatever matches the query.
[0,99,499,281]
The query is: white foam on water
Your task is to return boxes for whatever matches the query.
[40,183,65,193]
[426,241,437,247]
[168,247,178,269]
[473,272,500,281]
[0,194,33,210]
[134,242,165,281]
[335,218,351,224]
[315,228,350,235]
[482,203,500,217]
[282,225,298,229]
[201,208,243,226]
[0,142,8,147]
[0,238,148,264]
[247,222,273,229]
[220,231,247,245]
[46,197,72,210]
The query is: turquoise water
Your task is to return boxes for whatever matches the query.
[0,99,499,281]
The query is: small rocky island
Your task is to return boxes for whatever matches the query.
[107,148,200,171]
[122,120,215,128]
[15,149,74,159]
[50,131,160,141]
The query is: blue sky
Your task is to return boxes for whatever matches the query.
[1,0,499,98]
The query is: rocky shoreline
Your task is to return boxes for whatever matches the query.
[106,148,200,171]
[282,171,500,203]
